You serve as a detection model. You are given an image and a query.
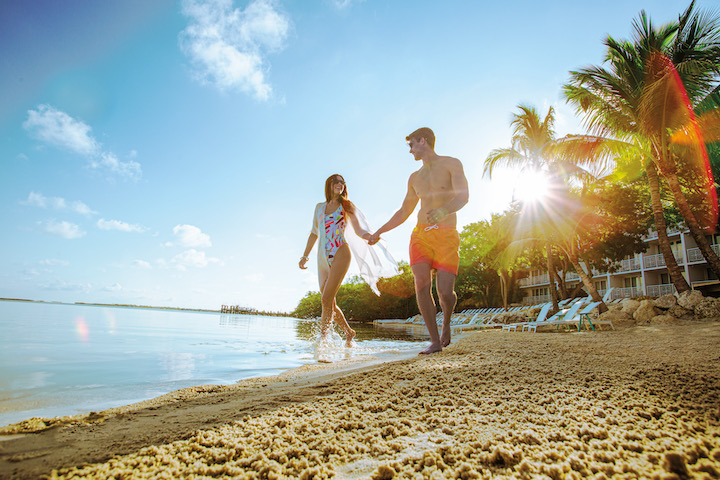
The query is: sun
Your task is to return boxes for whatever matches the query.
[513,169,550,203]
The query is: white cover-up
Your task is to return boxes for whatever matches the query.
[311,202,399,295]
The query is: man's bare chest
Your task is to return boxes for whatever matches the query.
[415,169,452,197]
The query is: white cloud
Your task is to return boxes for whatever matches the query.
[133,260,152,269]
[41,220,86,239]
[21,191,97,216]
[37,279,91,292]
[97,218,146,233]
[39,259,70,267]
[23,105,142,181]
[328,0,364,9]
[172,249,219,270]
[23,104,100,155]
[179,0,290,99]
[89,152,142,181]
[104,283,123,292]
[172,224,212,247]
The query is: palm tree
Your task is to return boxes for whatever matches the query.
[564,2,720,285]
[485,105,562,312]
[484,105,609,312]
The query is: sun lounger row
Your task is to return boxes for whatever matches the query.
[399,288,616,332]
[502,291,616,333]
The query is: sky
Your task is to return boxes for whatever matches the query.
[0,0,712,313]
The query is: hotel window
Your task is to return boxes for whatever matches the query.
[595,280,607,290]
[624,276,640,288]
[709,268,718,281]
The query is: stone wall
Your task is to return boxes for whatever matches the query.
[598,290,720,328]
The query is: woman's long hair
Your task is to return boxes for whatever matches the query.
[324,174,355,214]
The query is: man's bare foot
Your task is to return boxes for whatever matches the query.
[419,343,442,355]
[345,328,356,348]
[440,331,451,347]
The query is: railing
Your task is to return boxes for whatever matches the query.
[522,294,551,305]
[686,244,719,264]
[643,227,683,240]
[610,286,644,300]
[646,284,677,297]
[643,251,684,269]
[519,270,604,287]
[518,273,550,287]
[615,258,641,272]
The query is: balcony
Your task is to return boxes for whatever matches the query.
[642,251,684,269]
[522,294,551,305]
[611,286,644,300]
[646,284,677,297]
[643,227,683,241]
[615,258,641,272]
[686,244,719,264]
[518,273,550,287]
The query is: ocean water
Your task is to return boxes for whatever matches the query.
[0,300,425,427]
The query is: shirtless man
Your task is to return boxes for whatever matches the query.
[369,128,469,354]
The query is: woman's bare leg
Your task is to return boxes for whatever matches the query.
[319,245,351,341]
[332,304,355,347]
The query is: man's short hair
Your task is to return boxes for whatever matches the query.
[406,127,435,149]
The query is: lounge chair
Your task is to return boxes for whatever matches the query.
[580,302,615,331]
[501,303,549,332]
[526,301,584,333]
[602,287,615,303]
[517,303,553,332]
[557,301,601,331]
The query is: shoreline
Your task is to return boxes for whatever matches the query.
[2,322,719,479]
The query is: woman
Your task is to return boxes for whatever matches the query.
[299,174,397,347]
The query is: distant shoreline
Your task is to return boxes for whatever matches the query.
[0,298,290,317]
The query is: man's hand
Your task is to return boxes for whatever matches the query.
[368,232,380,245]
[427,207,448,224]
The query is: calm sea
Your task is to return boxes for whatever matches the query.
[0,300,425,427]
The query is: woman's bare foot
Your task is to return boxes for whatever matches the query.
[419,343,442,355]
[344,328,356,348]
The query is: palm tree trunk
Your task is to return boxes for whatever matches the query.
[646,163,691,292]
[568,253,609,313]
[546,242,560,313]
[661,169,720,279]
[499,271,508,310]
[550,268,568,299]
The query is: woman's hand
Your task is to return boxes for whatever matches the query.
[299,256,309,269]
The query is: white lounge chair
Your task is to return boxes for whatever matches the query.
[527,301,584,333]
[517,303,553,332]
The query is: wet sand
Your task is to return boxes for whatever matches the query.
[1,323,719,479]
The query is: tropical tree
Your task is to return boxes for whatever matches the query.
[459,210,527,310]
[484,104,601,312]
[564,2,720,284]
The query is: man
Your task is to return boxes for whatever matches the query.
[369,128,469,354]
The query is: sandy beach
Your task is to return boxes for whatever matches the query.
[1,322,719,479]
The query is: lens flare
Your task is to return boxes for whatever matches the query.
[646,52,718,231]
[75,316,90,343]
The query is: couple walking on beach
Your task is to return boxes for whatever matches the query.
[299,128,469,354]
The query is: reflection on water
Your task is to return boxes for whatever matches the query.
[0,301,424,427]
[159,352,202,382]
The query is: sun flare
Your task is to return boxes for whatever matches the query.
[513,169,550,203]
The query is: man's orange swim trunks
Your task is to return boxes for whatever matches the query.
[409,224,460,275]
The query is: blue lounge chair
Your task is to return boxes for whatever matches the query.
[527,301,584,333]
[518,303,553,332]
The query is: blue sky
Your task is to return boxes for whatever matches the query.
[0,0,708,312]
